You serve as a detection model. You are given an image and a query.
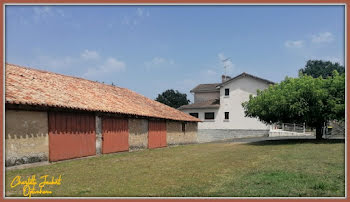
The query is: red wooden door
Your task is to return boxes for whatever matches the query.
[102,117,129,154]
[148,120,167,149]
[48,112,96,162]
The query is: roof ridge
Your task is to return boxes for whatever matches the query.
[197,82,221,85]
[190,82,221,93]
[6,63,165,107]
[6,63,200,122]
[218,72,275,87]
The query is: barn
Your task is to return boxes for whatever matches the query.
[5,64,200,166]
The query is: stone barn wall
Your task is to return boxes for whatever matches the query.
[167,121,197,145]
[5,110,198,166]
[128,118,148,150]
[185,122,198,143]
[5,110,49,166]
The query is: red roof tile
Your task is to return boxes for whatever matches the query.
[5,64,200,122]
[190,83,220,93]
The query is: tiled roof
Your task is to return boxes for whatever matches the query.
[218,72,275,87]
[190,73,274,94]
[5,64,200,122]
[190,83,220,93]
[178,99,220,110]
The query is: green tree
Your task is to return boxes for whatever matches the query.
[155,89,190,109]
[299,60,344,78]
[242,71,345,140]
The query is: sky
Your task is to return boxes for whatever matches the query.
[6,5,345,102]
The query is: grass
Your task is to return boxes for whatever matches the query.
[5,139,345,197]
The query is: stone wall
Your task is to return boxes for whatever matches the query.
[5,109,199,166]
[197,129,268,143]
[167,121,198,145]
[129,119,148,150]
[185,122,198,144]
[5,110,49,166]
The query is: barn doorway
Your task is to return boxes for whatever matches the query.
[48,111,96,162]
[102,117,129,154]
[148,120,167,149]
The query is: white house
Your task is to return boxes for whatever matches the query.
[178,73,275,142]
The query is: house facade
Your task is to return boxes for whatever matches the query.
[179,73,274,142]
[5,64,200,166]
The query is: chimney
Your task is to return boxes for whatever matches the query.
[222,75,231,83]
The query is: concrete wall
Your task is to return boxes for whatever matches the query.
[166,121,198,145]
[181,108,219,129]
[194,91,220,103]
[217,76,270,130]
[5,110,49,166]
[129,119,148,150]
[182,76,271,131]
[198,129,269,143]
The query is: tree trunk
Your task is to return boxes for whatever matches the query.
[316,125,324,140]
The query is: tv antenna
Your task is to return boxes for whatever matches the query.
[222,57,231,80]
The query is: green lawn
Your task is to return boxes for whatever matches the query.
[5,139,345,197]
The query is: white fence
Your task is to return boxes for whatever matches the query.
[270,123,305,133]
[269,123,312,137]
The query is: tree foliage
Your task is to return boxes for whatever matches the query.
[155,89,190,109]
[242,71,345,139]
[299,60,344,78]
